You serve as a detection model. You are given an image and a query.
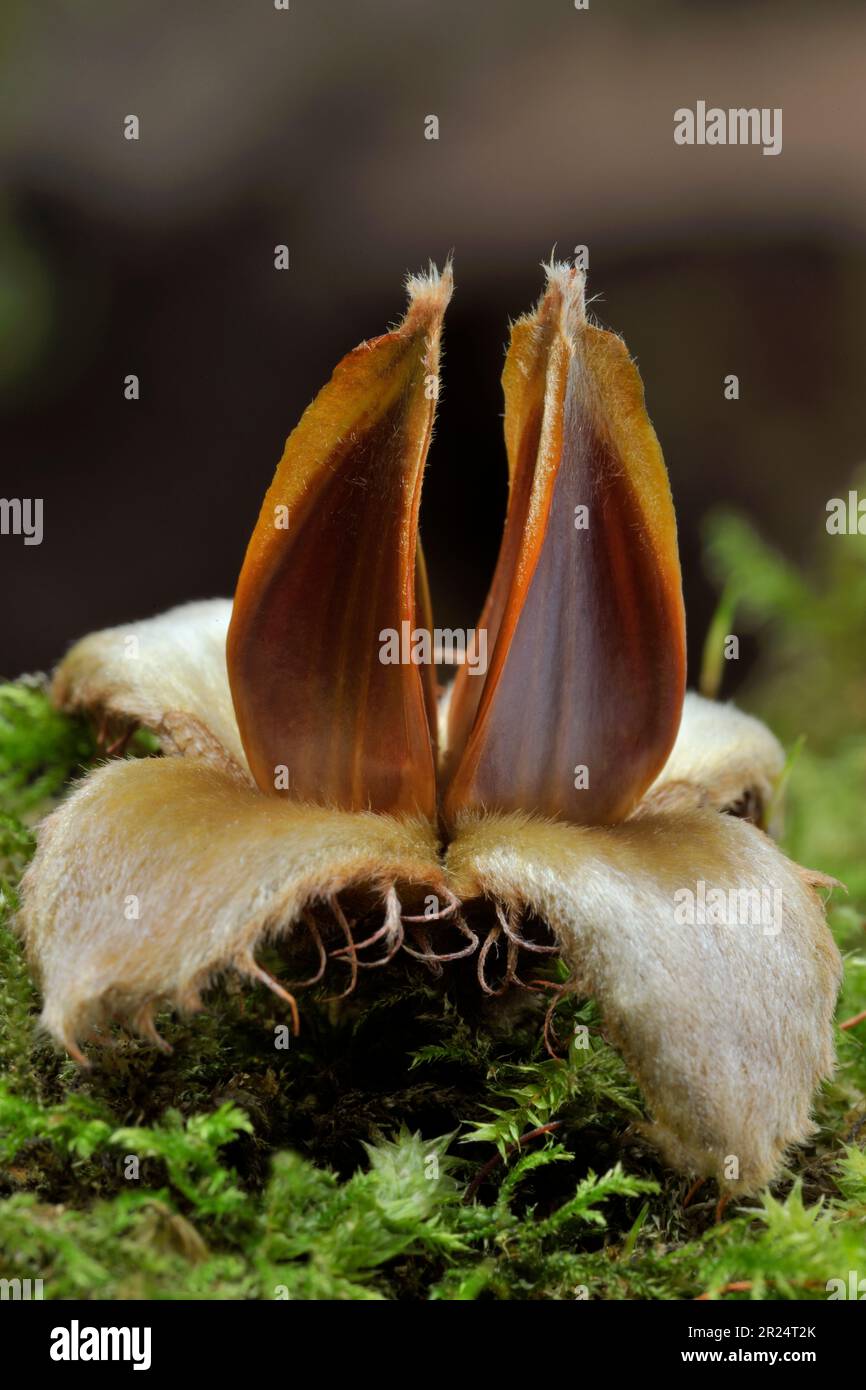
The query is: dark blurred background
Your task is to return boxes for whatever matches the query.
[1,0,865,683]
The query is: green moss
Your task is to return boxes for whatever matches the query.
[1,489,865,1299]
[0,680,94,817]
[695,1181,866,1300]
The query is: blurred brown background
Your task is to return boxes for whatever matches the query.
[1,0,865,683]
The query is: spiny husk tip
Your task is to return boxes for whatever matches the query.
[402,258,454,331]
[540,255,586,336]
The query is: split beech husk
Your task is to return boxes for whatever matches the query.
[17,261,841,1195]
[444,264,685,826]
[446,808,839,1195]
[22,756,442,1061]
[227,268,450,820]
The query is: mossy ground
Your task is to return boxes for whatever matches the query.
[1,505,865,1301]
